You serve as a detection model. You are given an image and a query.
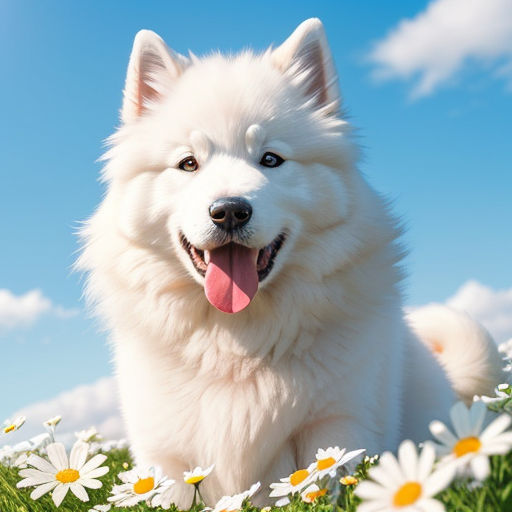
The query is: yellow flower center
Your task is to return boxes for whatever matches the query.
[393,481,422,507]
[4,425,15,433]
[305,488,327,502]
[55,469,80,483]
[185,475,205,484]
[133,476,155,494]
[453,436,481,457]
[290,469,309,487]
[340,475,358,486]
[317,457,336,470]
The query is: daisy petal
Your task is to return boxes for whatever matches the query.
[398,440,418,480]
[481,414,511,442]
[82,465,109,479]
[367,466,397,488]
[423,461,456,496]
[70,482,89,502]
[469,402,487,436]
[417,498,445,512]
[70,441,89,470]
[80,454,107,475]
[16,469,55,485]
[357,500,389,512]
[355,481,389,500]
[52,483,69,507]
[27,453,57,474]
[47,443,68,471]
[118,469,137,484]
[417,442,436,481]
[450,402,471,438]
[378,451,405,483]
[80,477,103,489]
[470,454,490,481]
[30,481,59,500]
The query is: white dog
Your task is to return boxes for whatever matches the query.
[77,19,504,506]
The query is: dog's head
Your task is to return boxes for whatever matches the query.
[98,19,359,316]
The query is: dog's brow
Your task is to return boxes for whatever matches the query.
[245,124,266,157]
[190,130,211,160]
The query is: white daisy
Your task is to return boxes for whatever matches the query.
[44,415,62,429]
[477,383,511,404]
[76,426,102,443]
[3,415,26,434]
[311,446,365,479]
[16,441,109,507]
[88,505,111,512]
[355,440,455,512]
[340,475,358,486]
[184,464,215,484]
[429,400,512,481]
[210,482,261,512]
[498,338,512,359]
[269,466,316,506]
[300,483,328,503]
[108,465,174,507]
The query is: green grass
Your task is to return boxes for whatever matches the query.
[2,395,512,512]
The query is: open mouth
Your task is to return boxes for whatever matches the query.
[179,232,287,282]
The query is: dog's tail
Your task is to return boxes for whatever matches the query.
[407,304,505,404]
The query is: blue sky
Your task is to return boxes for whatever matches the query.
[1,1,511,425]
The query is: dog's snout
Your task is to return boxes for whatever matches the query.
[209,197,252,231]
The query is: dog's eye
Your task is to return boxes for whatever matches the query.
[260,152,285,168]
[178,156,199,172]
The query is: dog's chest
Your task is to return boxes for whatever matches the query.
[117,339,315,471]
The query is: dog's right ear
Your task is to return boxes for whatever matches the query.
[121,30,188,124]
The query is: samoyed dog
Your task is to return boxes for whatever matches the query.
[77,19,503,506]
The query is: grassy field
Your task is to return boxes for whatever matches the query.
[1,395,512,512]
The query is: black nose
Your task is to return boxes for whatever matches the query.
[209,197,253,231]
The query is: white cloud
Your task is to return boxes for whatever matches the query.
[0,288,79,330]
[3,377,124,447]
[446,280,512,344]
[368,0,512,97]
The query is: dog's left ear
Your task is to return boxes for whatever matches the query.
[271,18,340,111]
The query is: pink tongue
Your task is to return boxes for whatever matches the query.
[205,243,259,314]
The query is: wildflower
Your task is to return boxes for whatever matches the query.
[76,426,102,443]
[301,483,328,503]
[43,415,62,442]
[184,464,215,484]
[210,482,261,512]
[311,446,365,479]
[429,400,512,480]
[269,466,316,506]
[340,475,358,486]
[44,415,62,429]
[355,440,455,511]
[88,505,111,512]
[478,383,511,404]
[184,464,215,505]
[16,441,109,507]
[3,416,26,434]
[108,466,174,507]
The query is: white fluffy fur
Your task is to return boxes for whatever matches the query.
[76,19,504,506]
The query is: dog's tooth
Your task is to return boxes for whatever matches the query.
[204,250,210,265]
